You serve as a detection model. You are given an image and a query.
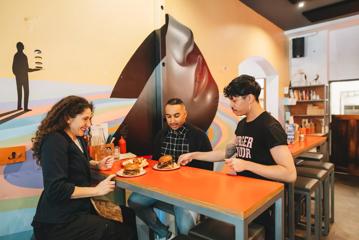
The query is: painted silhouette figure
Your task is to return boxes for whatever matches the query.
[12,42,40,111]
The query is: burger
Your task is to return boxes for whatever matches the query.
[123,163,141,175]
[132,157,144,165]
[157,155,174,169]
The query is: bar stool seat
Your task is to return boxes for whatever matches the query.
[296,167,328,180]
[296,167,330,235]
[188,218,265,240]
[298,161,334,171]
[297,161,335,224]
[294,176,321,240]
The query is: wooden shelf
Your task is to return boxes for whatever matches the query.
[290,84,326,89]
[285,84,329,135]
[295,99,327,103]
[292,114,328,117]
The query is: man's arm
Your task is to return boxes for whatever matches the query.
[179,135,237,165]
[226,145,297,182]
[178,150,225,165]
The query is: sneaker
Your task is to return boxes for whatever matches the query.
[167,232,175,240]
[166,232,174,240]
[155,231,173,240]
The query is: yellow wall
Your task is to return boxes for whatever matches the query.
[0,0,289,90]
[0,0,157,85]
[166,0,289,93]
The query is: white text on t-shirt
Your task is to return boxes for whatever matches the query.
[235,136,253,159]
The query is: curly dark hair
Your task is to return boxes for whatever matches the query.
[223,74,261,101]
[31,95,93,165]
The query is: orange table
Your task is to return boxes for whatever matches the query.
[288,135,327,158]
[96,160,284,240]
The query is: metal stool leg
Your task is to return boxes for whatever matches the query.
[314,187,321,240]
[330,171,335,223]
[323,177,330,235]
[305,193,311,240]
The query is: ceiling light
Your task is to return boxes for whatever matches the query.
[298,1,305,8]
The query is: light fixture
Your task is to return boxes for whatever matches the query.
[298,1,305,8]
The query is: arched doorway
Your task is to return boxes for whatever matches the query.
[238,56,280,121]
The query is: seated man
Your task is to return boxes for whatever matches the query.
[179,75,297,240]
[128,98,212,239]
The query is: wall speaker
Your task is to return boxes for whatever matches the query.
[292,37,305,58]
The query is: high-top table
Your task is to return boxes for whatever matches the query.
[95,160,284,240]
[288,135,327,158]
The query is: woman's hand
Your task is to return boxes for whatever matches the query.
[98,156,114,170]
[95,174,116,196]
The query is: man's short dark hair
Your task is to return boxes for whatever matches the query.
[223,74,261,101]
[166,98,184,105]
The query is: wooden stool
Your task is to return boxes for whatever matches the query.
[294,176,321,240]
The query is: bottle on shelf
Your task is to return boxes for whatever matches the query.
[309,121,315,134]
[118,136,127,154]
[286,116,295,144]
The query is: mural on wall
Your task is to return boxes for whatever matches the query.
[111,14,219,155]
[0,11,236,240]
[12,42,43,111]
[0,42,42,125]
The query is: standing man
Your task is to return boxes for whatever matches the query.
[128,98,212,239]
[12,42,40,111]
[178,75,296,239]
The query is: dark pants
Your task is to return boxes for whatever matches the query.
[15,76,29,110]
[33,209,137,240]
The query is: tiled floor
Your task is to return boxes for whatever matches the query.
[323,173,359,240]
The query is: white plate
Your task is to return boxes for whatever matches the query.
[122,158,149,168]
[153,162,180,171]
[116,168,146,178]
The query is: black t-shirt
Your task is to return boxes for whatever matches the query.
[234,111,287,180]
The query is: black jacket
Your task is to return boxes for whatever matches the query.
[152,123,213,170]
[33,131,93,224]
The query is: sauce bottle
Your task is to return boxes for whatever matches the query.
[119,136,127,154]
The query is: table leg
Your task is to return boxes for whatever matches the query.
[115,187,126,205]
[275,193,284,240]
[234,220,247,240]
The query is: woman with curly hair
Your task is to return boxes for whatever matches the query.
[31,96,136,240]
